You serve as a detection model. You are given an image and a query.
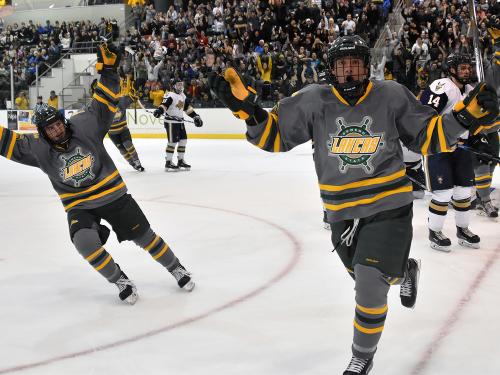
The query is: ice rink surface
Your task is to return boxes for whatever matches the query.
[0,139,499,375]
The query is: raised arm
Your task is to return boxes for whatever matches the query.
[209,67,313,152]
[88,43,121,136]
[0,127,39,167]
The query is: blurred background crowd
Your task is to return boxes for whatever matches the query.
[1,0,498,109]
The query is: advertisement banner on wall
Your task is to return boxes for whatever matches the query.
[17,110,35,131]
[7,110,17,130]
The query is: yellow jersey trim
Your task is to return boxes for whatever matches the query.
[64,182,126,211]
[324,185,412,211]
[320,169,406,192]
[59,170,120,199]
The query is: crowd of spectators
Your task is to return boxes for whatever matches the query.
[120,0,391,108]
[0,17,119,109]
[2,0,497,110]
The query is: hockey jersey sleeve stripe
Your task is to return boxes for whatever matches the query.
[6,132,17,160]
[93,93,118,113]
[59,170,120,199]
[472,120,500,136]
[97,81,120,101]
[0,127,17,159]
[323,185,412,211]
[475,174,492,181]
[319,169,406,192]
[420,116,439,155]
[257,113,274,148]
[63,182,126,211]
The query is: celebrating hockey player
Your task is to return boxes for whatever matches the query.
[90,74,145,172]
[0,43,194,305]
[153,78,203,171]
[209,35,498,374]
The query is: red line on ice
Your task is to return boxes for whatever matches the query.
[0,200,302,374]
[410,245,500,375]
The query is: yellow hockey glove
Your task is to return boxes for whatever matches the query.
[96,43,121,73]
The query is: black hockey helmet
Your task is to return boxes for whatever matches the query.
[327,35,371,100]
[32,103,71,149]
[445,53,472,85]
[171,78,184,94]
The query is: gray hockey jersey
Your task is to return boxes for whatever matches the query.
[246,80,468,223]
[0,71,123,212]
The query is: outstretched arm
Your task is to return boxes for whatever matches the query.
[209,67,313,152]
[0,127,39,167]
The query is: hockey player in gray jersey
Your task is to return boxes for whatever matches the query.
[0,44,194,304]
[153,79,203,171]
[209,35,499,374]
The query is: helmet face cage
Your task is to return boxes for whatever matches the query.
[327,35,371,98]
[446,54,473,84]
[32,104,71,147]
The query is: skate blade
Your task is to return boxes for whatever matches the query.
[458,239,480,249]
[430,242,451,252]
[165,168,179,172]
[178,167,191,171]
[182,280,195,292]
[476,211,498,219]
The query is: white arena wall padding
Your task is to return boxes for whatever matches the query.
[0,108,250,139]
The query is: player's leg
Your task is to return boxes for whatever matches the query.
[452,148,480,248]
[425,153,454,251]
[474,132,499,217]
[97,194,195,291]
[343,204,416,374]
[121,127,144,172]
[177,124,191,170]
[108,132,132,165]
[164,122,179,171]
[68,209,138,304]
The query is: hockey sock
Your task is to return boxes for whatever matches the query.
[73,228,121,283]
[352,264,390,360]
[475,173,493,203]
[428,189,453,232]
[177,139,187,161]
[165,142,176,162]
[452,186,472,228]
[133,228,179,271]
[121,129,140,165]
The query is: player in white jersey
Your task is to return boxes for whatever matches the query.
[153,79,203,171]
[420,53,479,252]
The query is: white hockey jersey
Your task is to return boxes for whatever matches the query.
[161,91,187,120]
[420,77,473,138]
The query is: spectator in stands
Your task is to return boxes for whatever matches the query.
[34,95,44,111]
[15,91,28,110]
[48,90,59,110]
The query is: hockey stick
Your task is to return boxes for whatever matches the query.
[136,99,195,123]
[468,0,485,81]
[459,145,500,164]
[406,174,428,192]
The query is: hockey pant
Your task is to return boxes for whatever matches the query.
[108,127,141,167]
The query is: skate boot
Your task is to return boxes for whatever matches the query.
[165,160,179,172]
[132,160,145,172]
[477,200,498,218]
[177,159,191,171]
[343,356,373,375]
[115,270,138,305]
[400,258,421,309]
[323,209,331,230]
[170,263,195,291]
[456,226,480,249]
[429,229,451,252]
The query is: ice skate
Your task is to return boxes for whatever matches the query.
[165,160,179,172]
[323,210,331,230]
[457,226,480,249]
[343,356,373,375]
[132,160,145,172]
[171,263,195,291]
[476,200,498,218]
[177,159,191,171]
[400,258,420,309]
[429,229,451,252]
[115,270,138,305]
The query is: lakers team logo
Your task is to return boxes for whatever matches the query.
[326,116,384,174]
[60,148,95,186]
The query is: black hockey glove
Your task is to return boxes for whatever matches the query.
[208,68,260,121]
[153,108,163,118]
[193,115,203,127]
[96,42,121,73]
[466,134,496,164]
[453,83,499,134]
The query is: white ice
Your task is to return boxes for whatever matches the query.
[0,139,499,375]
